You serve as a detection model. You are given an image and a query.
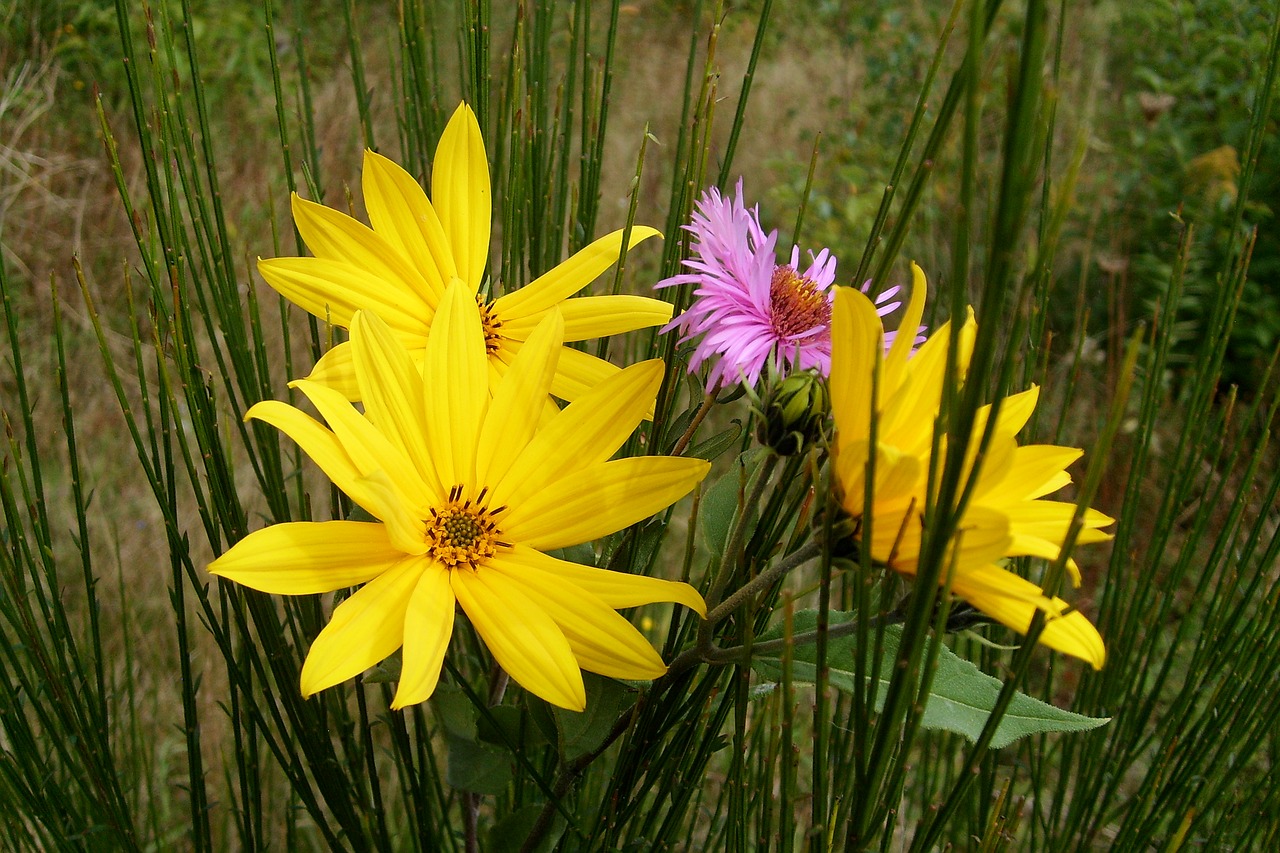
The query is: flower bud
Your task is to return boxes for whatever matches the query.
[756,370,830,456]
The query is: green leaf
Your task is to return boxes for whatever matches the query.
[431,683,477,741]
[751,610,1109,749]
[446,735,513,795]
[485,803,565,853]
[553,674,634,762]
[688,422,742,461]
[478,703,548,752]
[698,450,763,554]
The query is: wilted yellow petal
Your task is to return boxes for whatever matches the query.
[451,567,586,711]
[209,521,400,593]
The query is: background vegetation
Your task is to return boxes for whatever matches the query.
[2,0,1279,849]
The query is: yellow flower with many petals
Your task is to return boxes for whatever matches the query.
[259,102,672,403]
[209,282,709,710]
[829,264,1111,668]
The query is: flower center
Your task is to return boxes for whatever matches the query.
[476,296,504,356]
[769,266,831,338]
[424,485,508,570]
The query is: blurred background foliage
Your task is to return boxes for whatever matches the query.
[6,0,1279,384]
[3,0,1280,849]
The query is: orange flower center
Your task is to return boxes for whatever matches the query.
[425,485,507,570]
[476,296,504,356]
[769,266,831,338]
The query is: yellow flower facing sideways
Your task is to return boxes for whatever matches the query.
[829,264,1112,668]
[209,282,710,711]
[259,102,672,403]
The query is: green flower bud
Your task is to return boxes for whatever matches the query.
[756,369,830,456]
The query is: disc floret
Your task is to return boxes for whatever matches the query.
[425,485,508,570]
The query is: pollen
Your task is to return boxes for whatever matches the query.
[769,266,831,339]
[424,485,508,570]
[476,296,505,356]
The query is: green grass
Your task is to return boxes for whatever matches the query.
[2,0,1279,849]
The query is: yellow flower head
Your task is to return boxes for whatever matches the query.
[259,102,672,403]
[829,264,1112,668]
[209,282,709,711]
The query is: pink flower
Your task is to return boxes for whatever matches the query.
[658,180,908,390]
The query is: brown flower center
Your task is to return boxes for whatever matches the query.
[769,266,831,338]
[424,485,508,570]
[476,296,504,356]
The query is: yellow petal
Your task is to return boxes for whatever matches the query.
[257,257,430,335]
[501,457,710,551]
[423,281,489,486]
[547,345,624,405]
[291,378,440,509]
[499,294,673,342]
[362,149,455,302]
[290,193,438,304]
[883,262,928,389]
[486,558,667,680]
[834,439,923,521]
[990,386,1040,438]
[498,545,706,616]
[973,444,1081,505]
[1004,501,1114,541]
[491,359,662,510]
[876,504,1013,576]
[830,287,884,454]
[491,226,661,320]
[949,562,1105,669]
[354,470,429,555]
[209,521,401,593]
[432,104,490,291]
[880,335,947,455]
[392,561,455,708]
[476,310,563,488]
[349,311,444,500]
[300,556,426,696]
[246,400,392,522]
[450,566,586,710]
[306,343,362,400]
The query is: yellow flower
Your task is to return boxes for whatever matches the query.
[209,281,709,711]
[829,264,1111,668]
[259,102,672,403]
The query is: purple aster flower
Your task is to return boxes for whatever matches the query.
[657,179,908,390]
